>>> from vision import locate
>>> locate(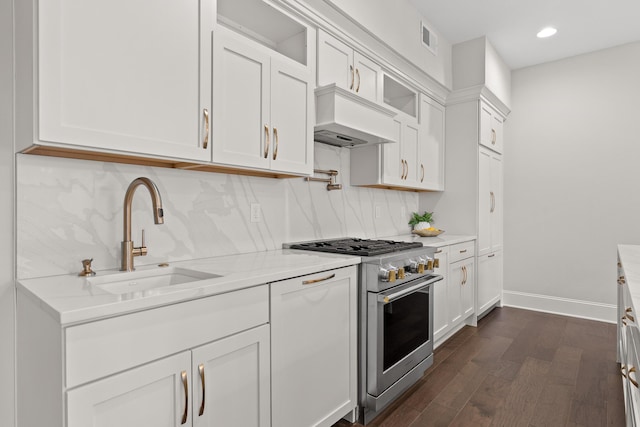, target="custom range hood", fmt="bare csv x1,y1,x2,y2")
314,84,398,148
